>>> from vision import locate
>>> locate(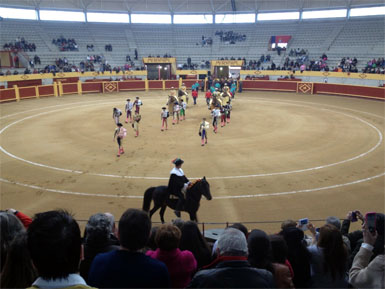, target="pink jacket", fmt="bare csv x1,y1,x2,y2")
146,248,197,288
